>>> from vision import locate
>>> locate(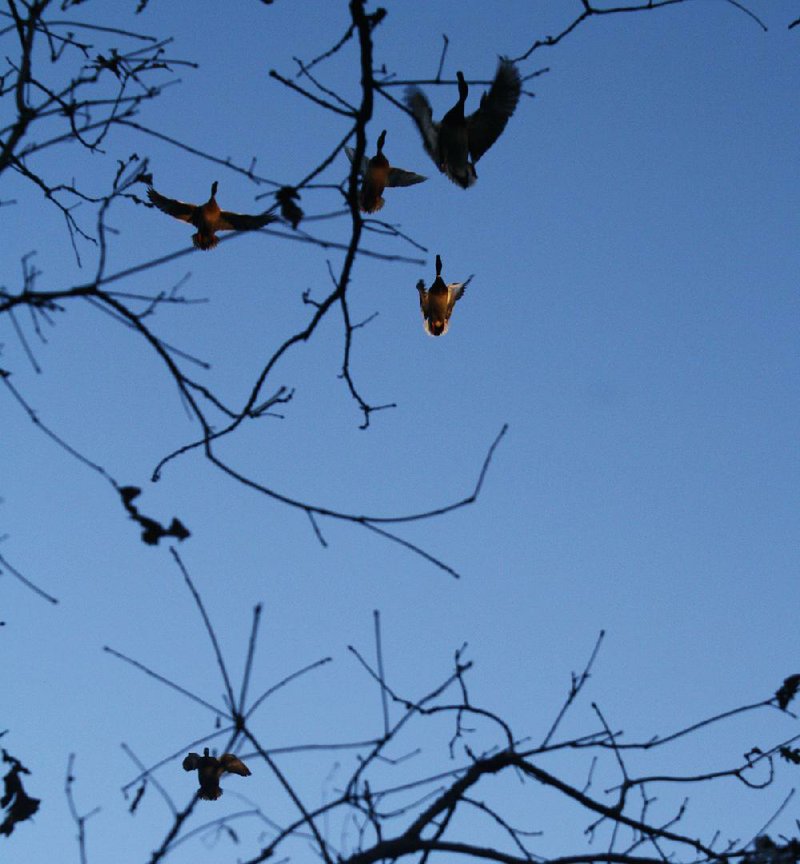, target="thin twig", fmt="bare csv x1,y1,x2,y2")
374,610,390,736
